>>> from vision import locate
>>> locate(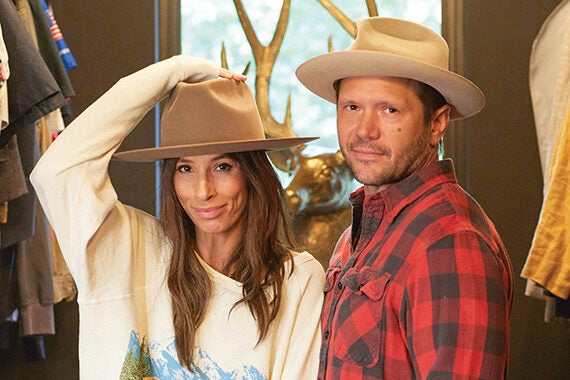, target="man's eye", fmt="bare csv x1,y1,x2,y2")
384,106,397,114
